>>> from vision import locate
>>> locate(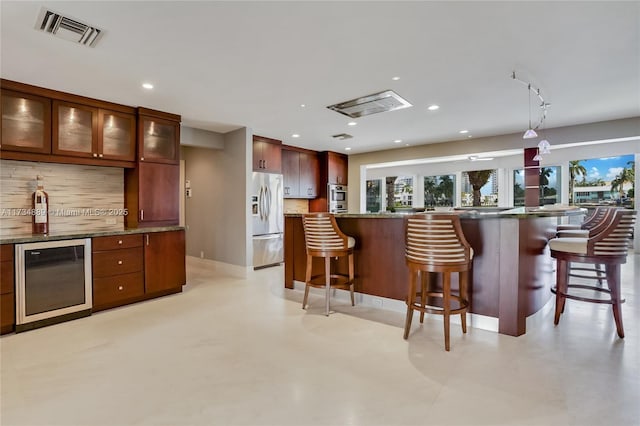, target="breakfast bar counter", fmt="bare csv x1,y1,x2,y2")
284,207,585,336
